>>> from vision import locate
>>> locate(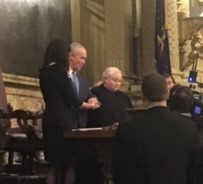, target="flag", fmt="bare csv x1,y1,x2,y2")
155,0,171,75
